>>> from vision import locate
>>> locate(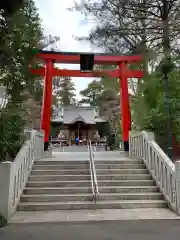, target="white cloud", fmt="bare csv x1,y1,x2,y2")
34,0,101,99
